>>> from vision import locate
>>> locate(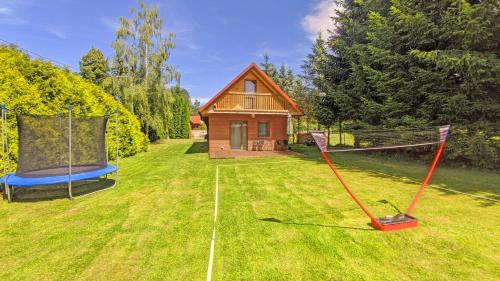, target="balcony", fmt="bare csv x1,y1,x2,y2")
213,91,290,113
